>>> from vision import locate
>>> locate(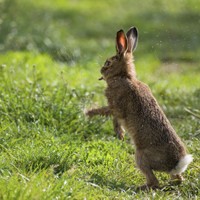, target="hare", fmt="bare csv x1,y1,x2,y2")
86,27,193,189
